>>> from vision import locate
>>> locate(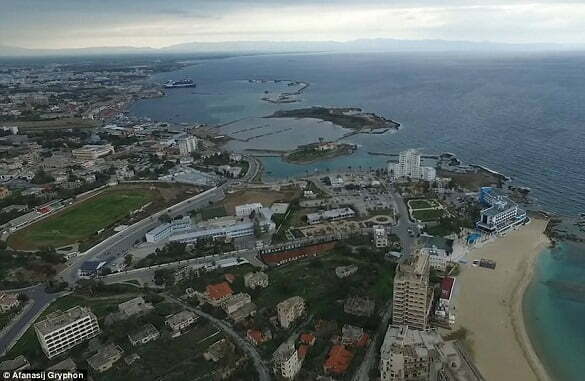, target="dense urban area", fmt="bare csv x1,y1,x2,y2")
0,58,543,381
